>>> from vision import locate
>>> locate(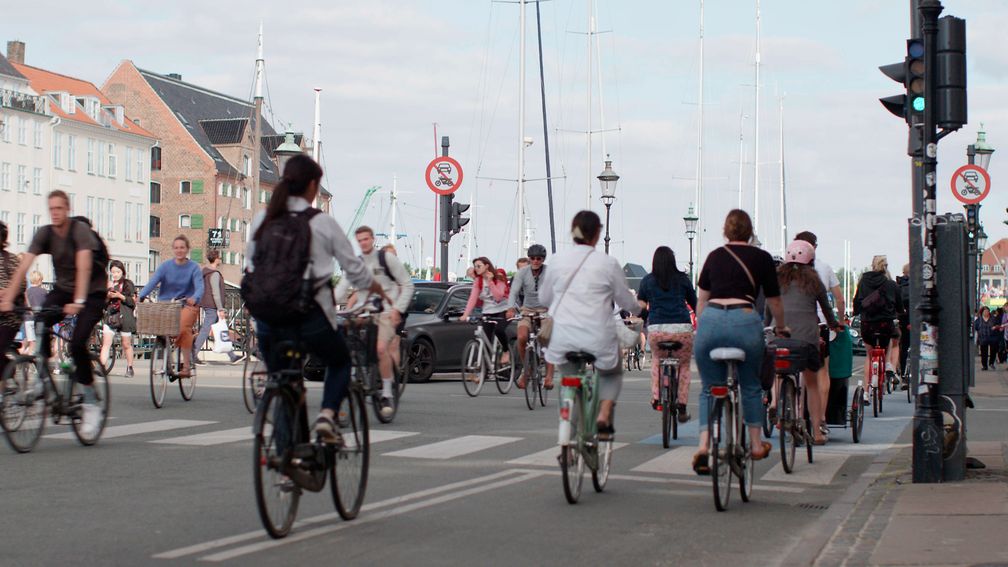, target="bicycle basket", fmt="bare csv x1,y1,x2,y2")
136,302,183,336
